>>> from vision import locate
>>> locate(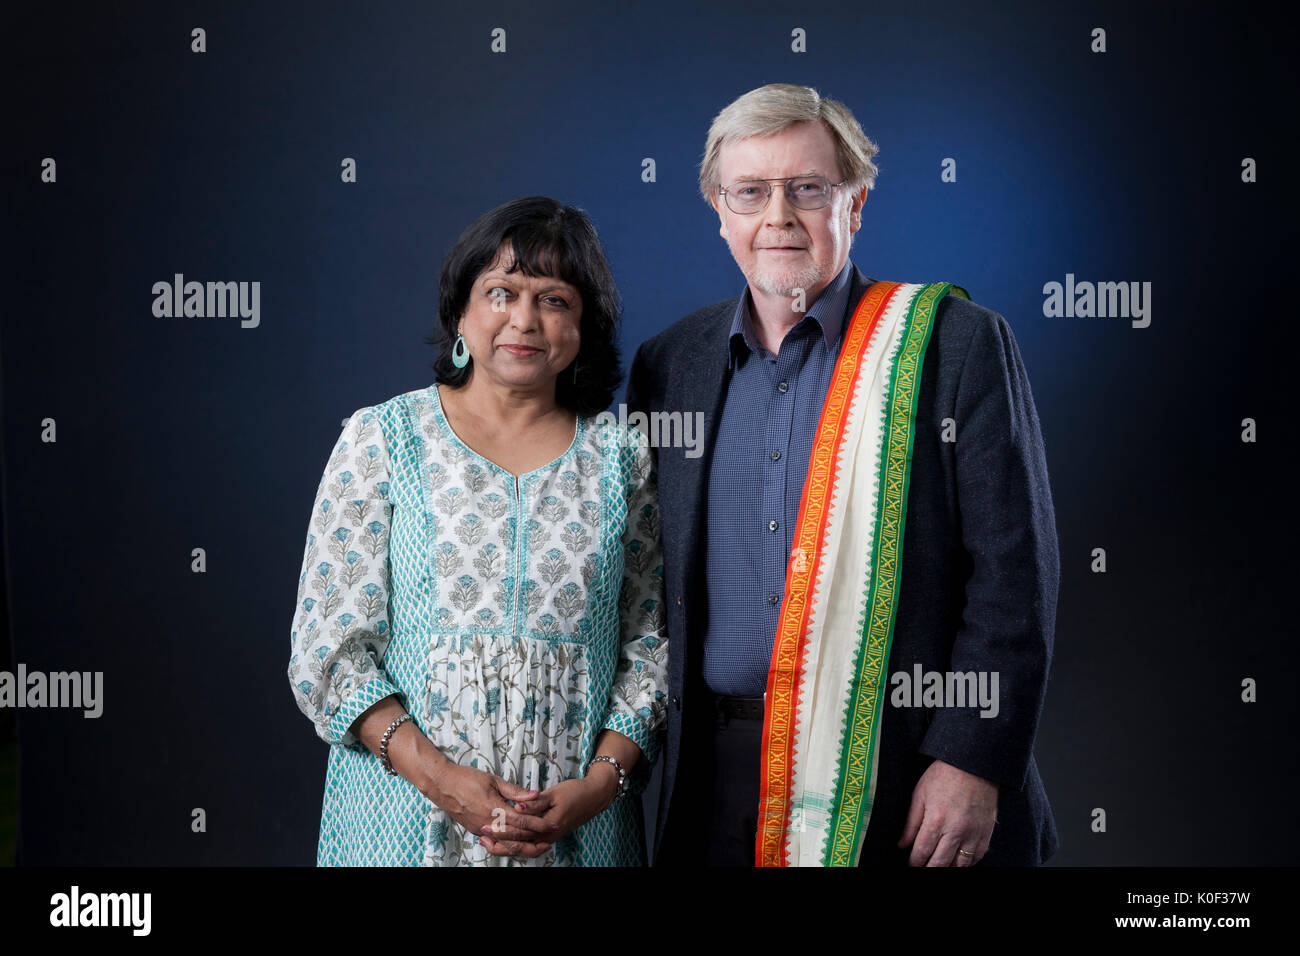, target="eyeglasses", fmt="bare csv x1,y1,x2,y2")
718,175,849,215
